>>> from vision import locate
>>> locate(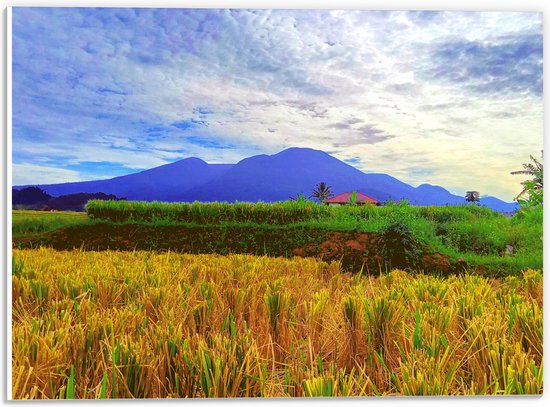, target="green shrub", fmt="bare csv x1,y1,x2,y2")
379,220,424,270
444,221,507,255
